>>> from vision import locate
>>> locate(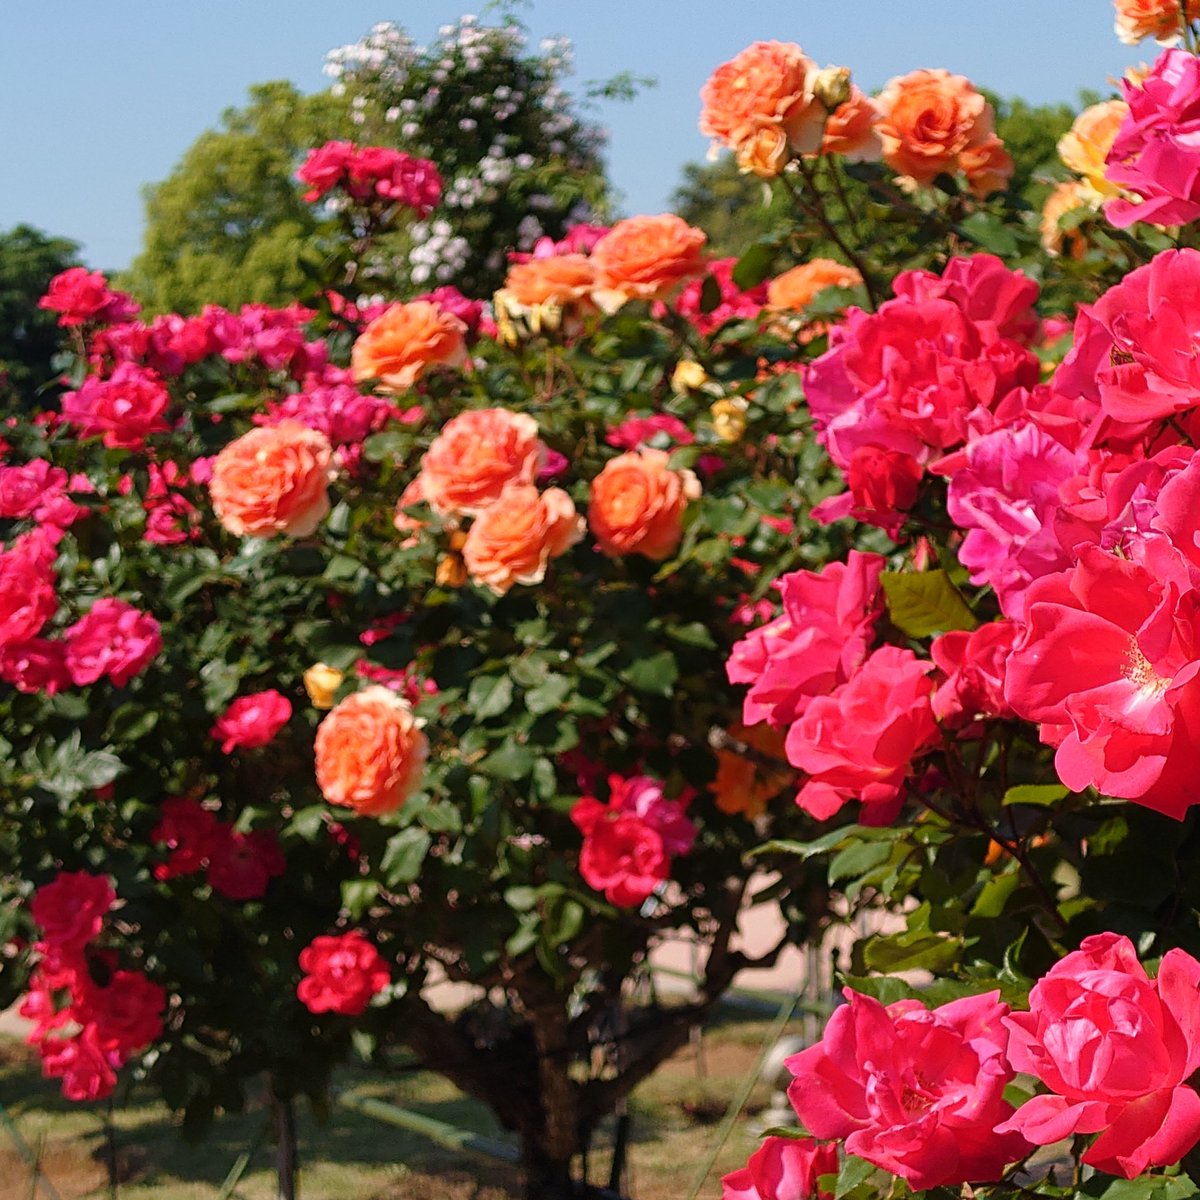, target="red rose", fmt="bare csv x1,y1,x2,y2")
297,932,390,1015
207,829,285,901
210,689,292,754
30,871,115,954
